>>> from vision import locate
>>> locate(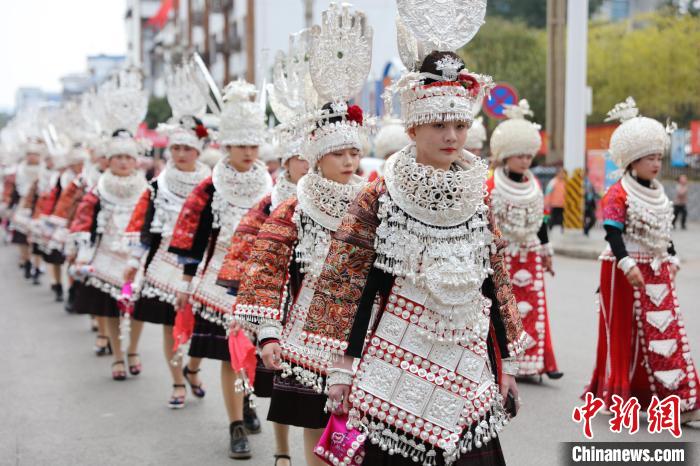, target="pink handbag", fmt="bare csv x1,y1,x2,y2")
314,414,366,465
